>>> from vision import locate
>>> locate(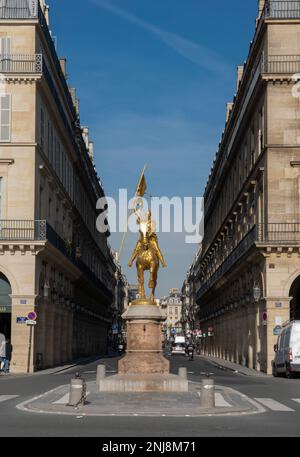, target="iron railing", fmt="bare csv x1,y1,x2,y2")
263,0,300,19
0,220,46,240
257,223,300,242
197,227,257,300
0,220,113,299
0,0,38,19
262,54,300,73
0,54,42,73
